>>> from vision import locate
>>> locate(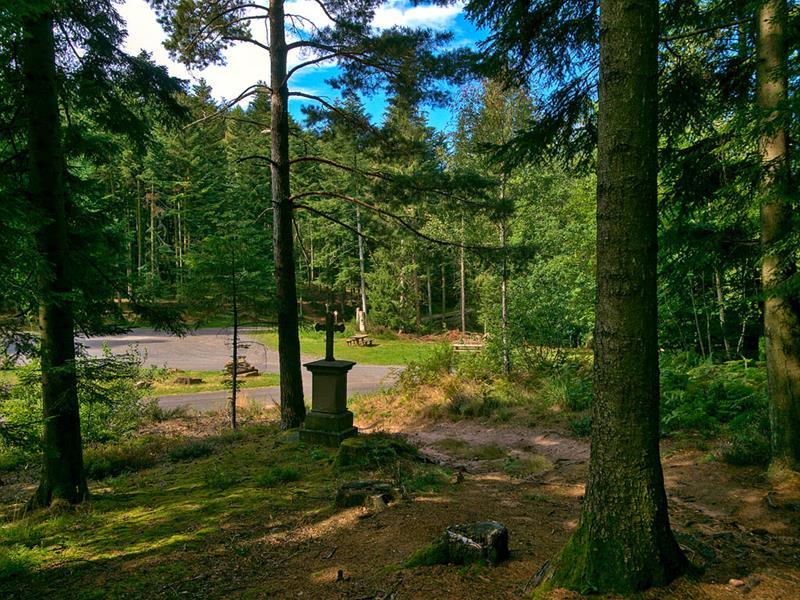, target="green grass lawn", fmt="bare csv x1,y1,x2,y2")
251,331,438,365
150,370,279,396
